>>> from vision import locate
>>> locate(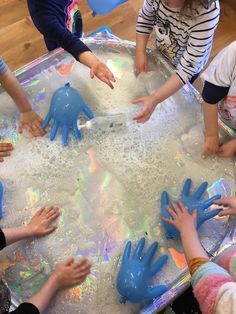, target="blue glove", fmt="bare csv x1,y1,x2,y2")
161,178,222,239
42,83,94,145
116,237,168,304
0,181,4,219
87,0,127,16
